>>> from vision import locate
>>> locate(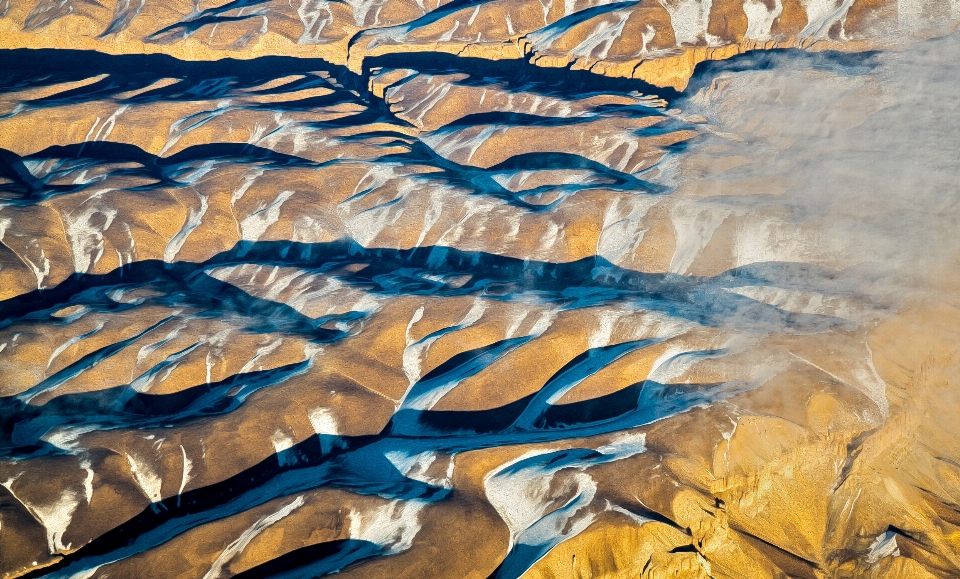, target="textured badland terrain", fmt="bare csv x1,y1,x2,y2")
2,0,960,578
